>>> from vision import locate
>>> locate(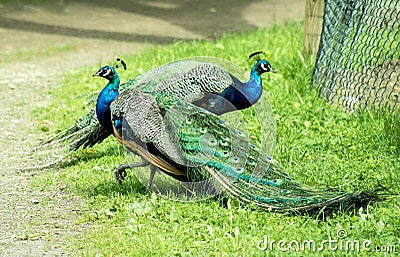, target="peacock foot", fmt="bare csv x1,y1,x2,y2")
113,160,149,184
114,164,129,184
